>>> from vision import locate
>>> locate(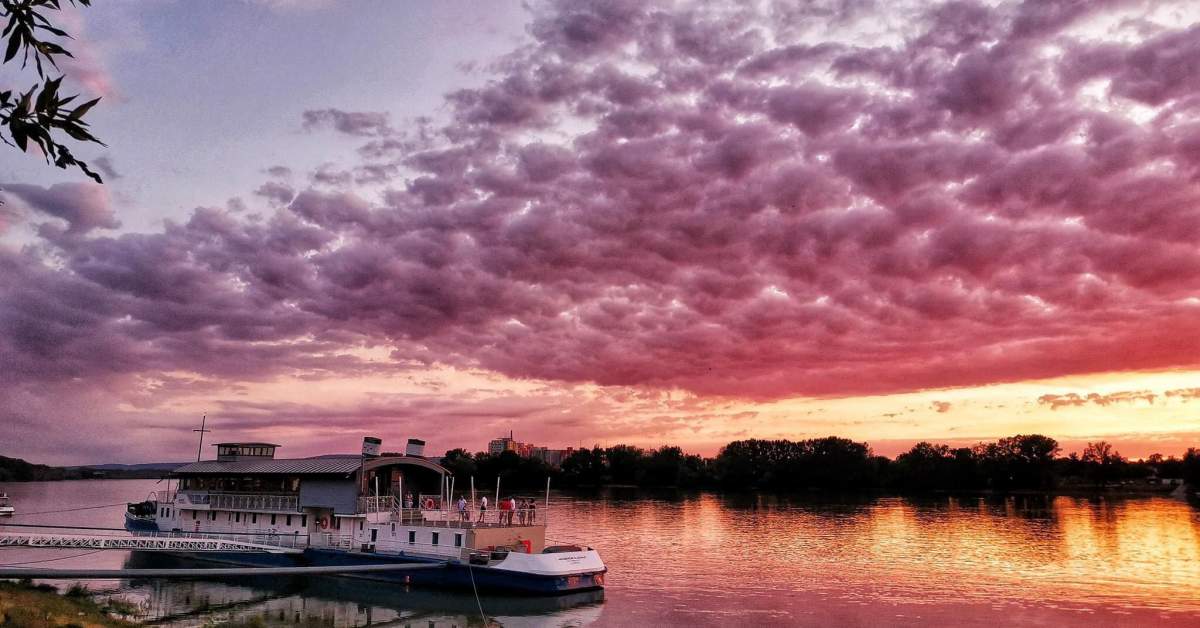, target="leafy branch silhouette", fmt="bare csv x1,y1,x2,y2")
1,0,104,183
